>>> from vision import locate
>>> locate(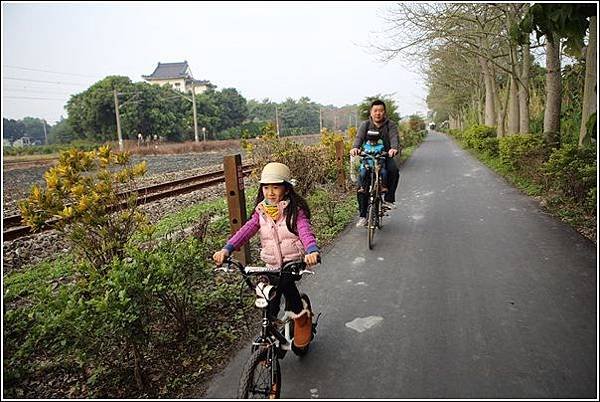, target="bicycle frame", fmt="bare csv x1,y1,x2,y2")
360,152,387,203
253,279,294,354
216,258,316,398
360,152,387,248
